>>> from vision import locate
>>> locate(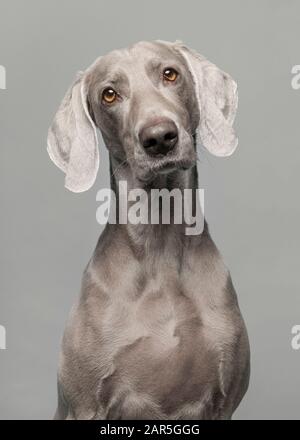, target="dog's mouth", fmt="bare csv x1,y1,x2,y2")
135,155,196,183
131,131,197,183
154,157,194,173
